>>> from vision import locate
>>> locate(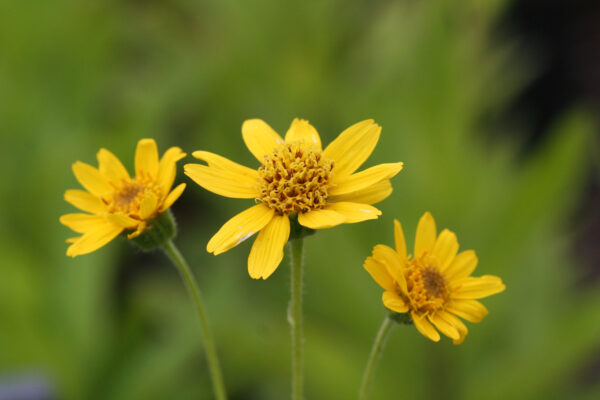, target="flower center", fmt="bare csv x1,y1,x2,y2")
257,143,334,215
405,257,448,313
109,179,161,216
114,182,145,208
